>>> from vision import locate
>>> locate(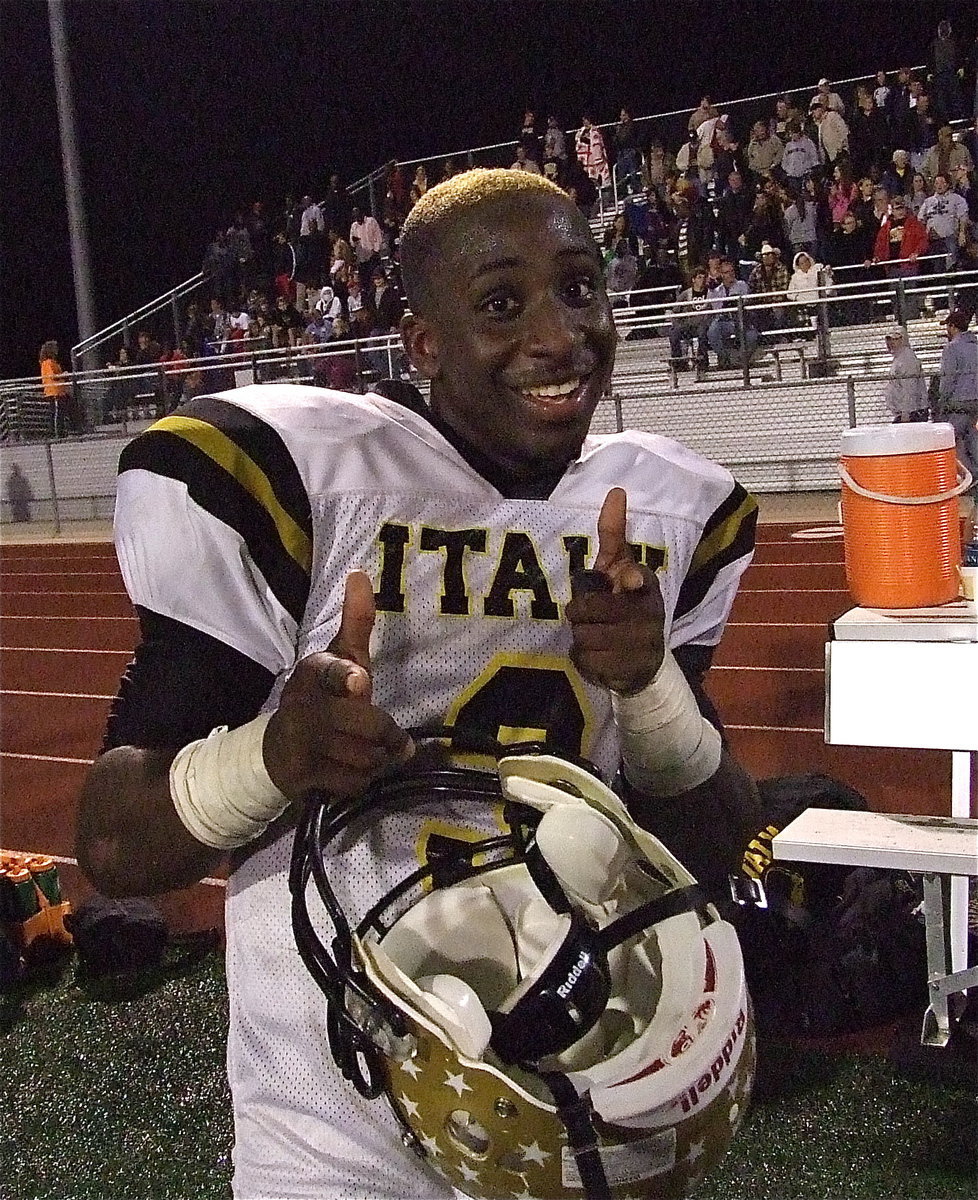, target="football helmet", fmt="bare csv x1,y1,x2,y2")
291,750,754,1200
